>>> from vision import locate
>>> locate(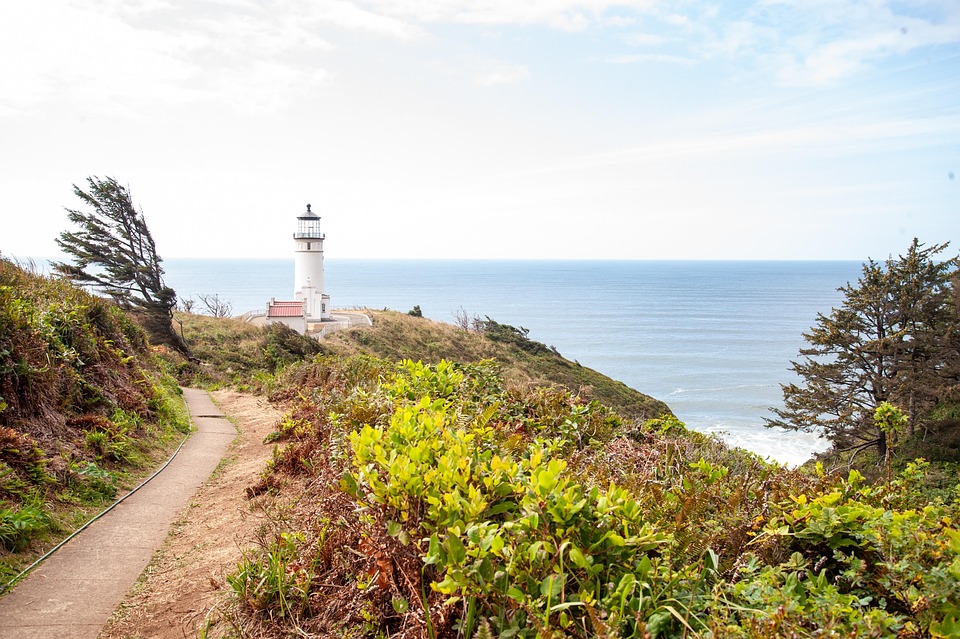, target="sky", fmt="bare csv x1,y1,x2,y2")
1,0,958,261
